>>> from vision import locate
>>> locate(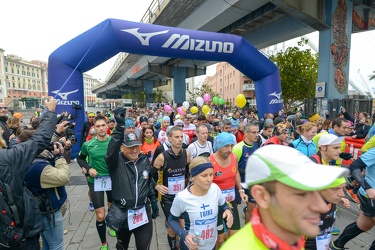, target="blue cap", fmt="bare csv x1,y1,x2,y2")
213,132,236,152
125,118,135,129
